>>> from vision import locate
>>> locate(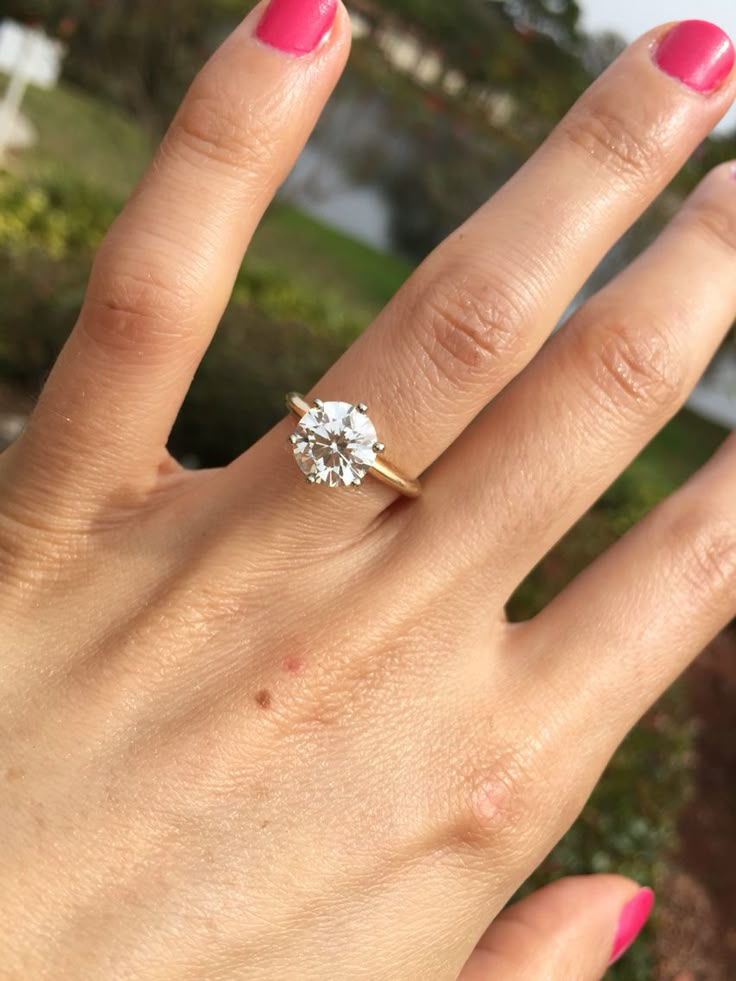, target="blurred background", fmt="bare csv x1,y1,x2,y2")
1,1,735,977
